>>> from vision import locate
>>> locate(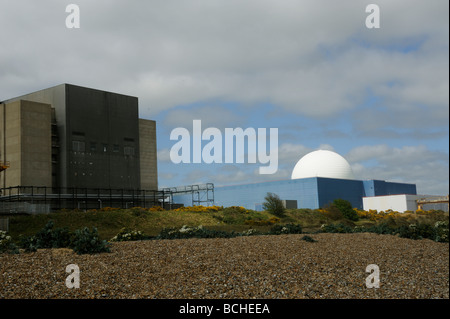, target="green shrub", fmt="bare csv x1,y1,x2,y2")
263,192,286,217
70,227,111,255
396,223,436,241
434,221,449,243
320,223,353,233
301,235,317,242
20,221,72,251
0,231,19,254
157,225,235,240
333,199,359,221
19,235,39,253
269,223,302,235
110,228,147,242
214,207,266,225
240,228,260,236
365,222,396,235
